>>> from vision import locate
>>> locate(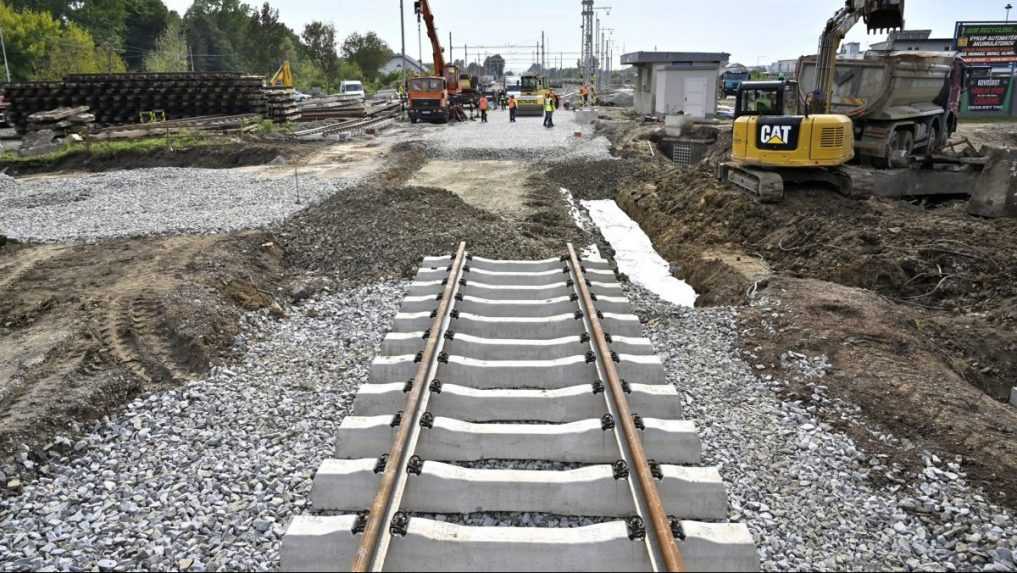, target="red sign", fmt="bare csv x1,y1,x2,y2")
968,77,1012,112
